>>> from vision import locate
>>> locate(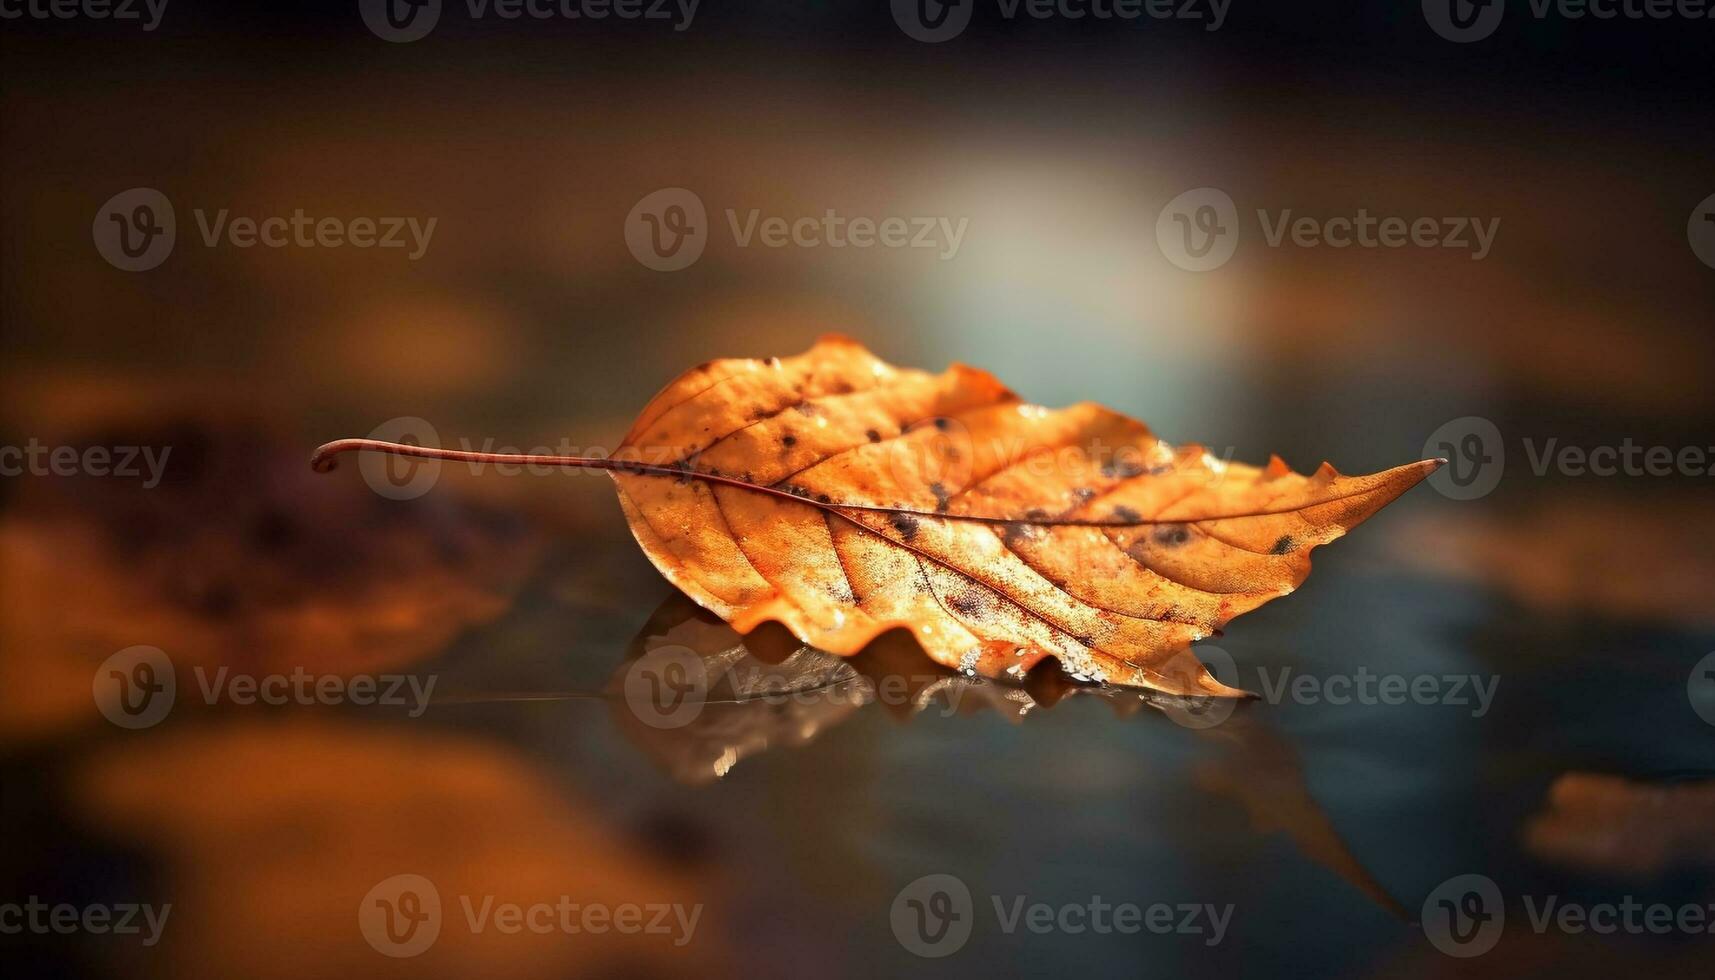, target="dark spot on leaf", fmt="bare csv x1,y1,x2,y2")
782,434,797,447
816,493,832,504
1110,505,1141,524
1101,455,1147,479
929,482,951,512
1270,535,1295,555
948,592,982,616
1153,523,1191,547
1071,487,1096,504
890,513,919,541
933,417,951,431
866,429,882,443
